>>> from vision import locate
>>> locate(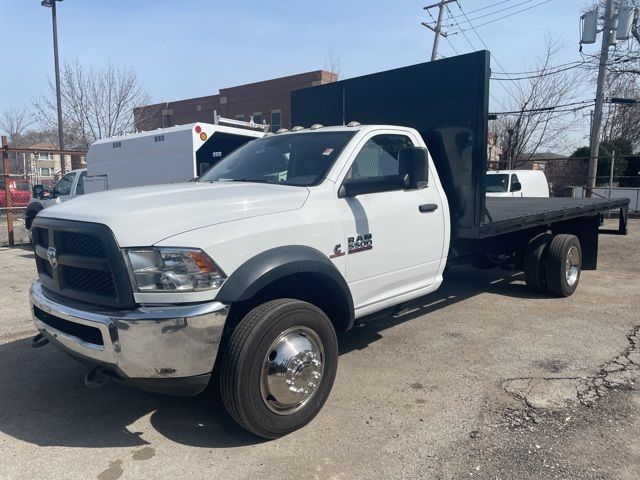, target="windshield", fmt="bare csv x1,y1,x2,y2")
486,173,509,193
197,131,355,186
